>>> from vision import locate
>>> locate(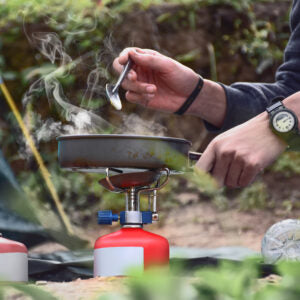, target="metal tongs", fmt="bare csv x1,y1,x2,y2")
106,58,133,110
